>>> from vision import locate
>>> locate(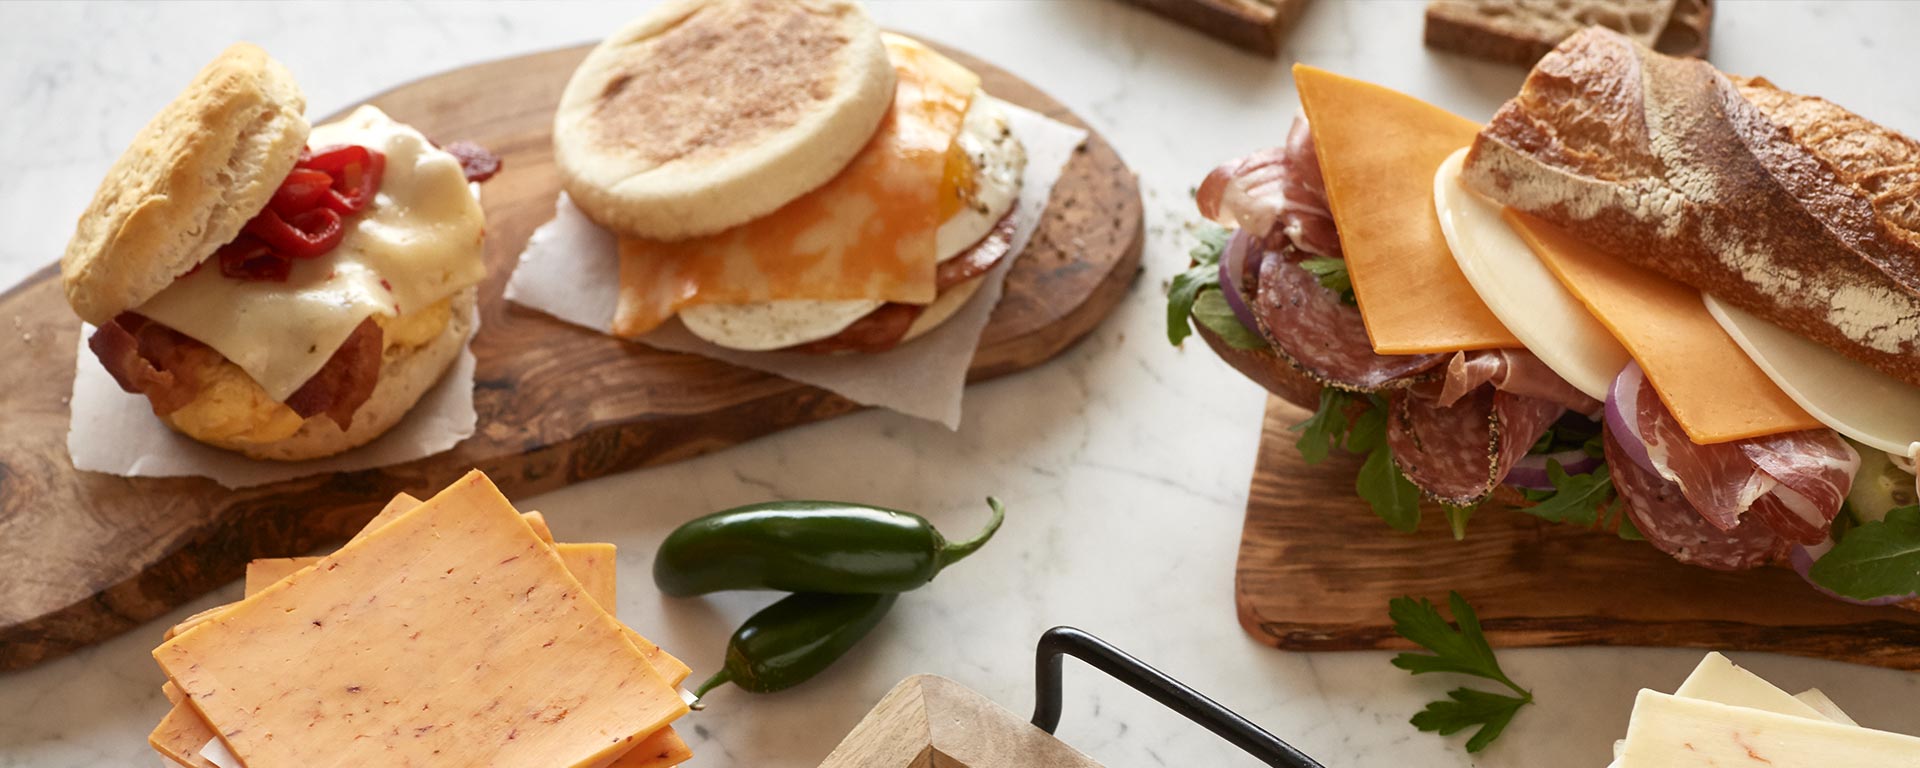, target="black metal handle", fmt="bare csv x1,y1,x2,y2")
1030,626,1326,767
